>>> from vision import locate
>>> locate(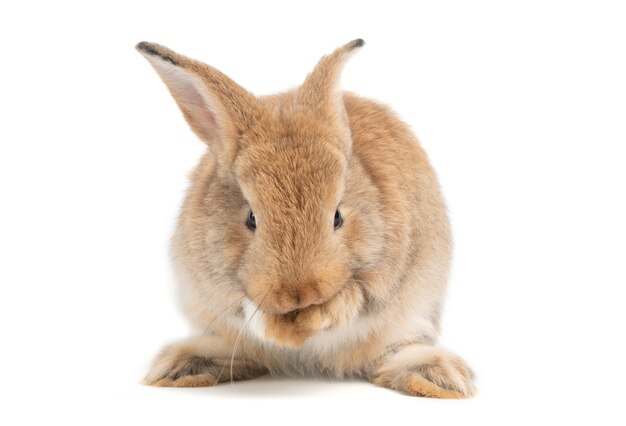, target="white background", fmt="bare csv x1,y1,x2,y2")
1,0,625,424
